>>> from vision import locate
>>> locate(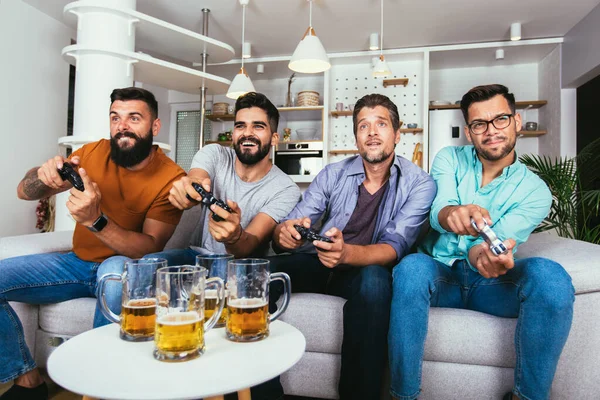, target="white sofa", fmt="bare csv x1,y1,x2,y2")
2,215,600,399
